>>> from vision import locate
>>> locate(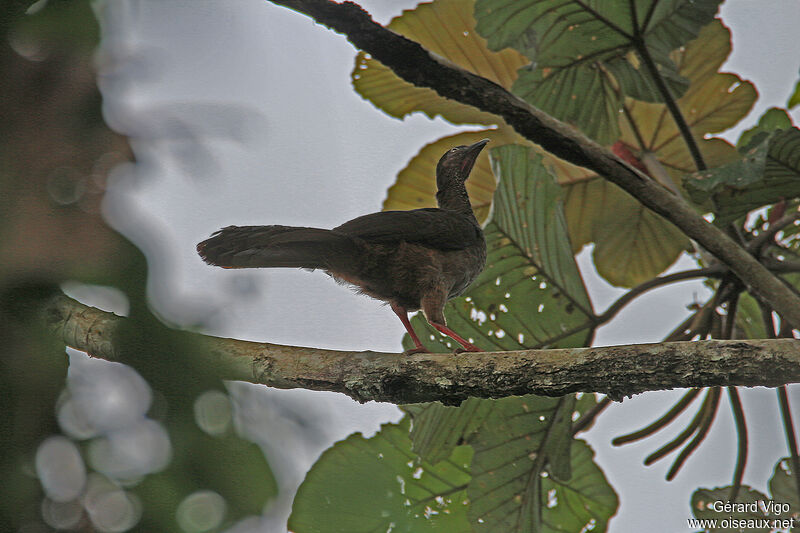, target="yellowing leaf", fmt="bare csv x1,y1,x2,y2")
561,20,753,286
352,0,528,125
620,21,754,172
